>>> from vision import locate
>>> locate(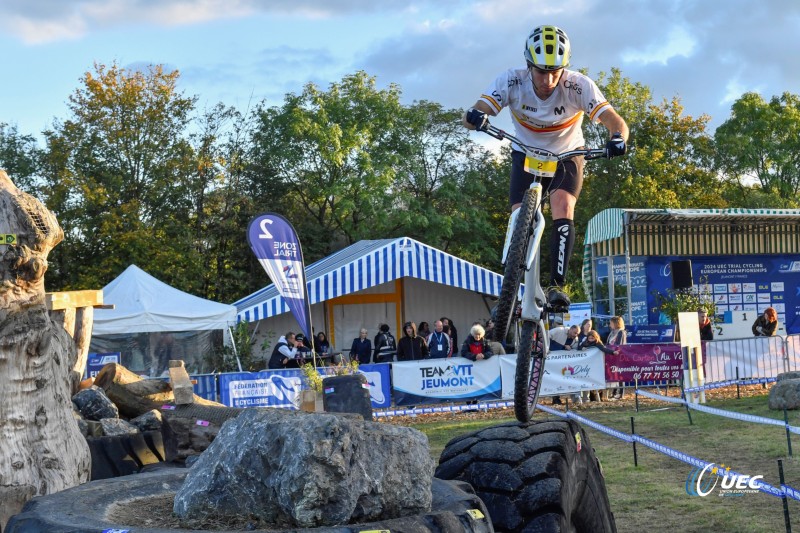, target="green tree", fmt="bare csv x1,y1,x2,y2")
40,62,200,291
715,91,800,205
249,72,406,262
0,123,42,193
